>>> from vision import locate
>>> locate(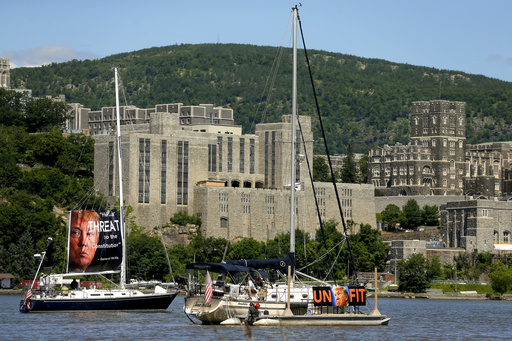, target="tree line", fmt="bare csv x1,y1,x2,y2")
128,216,390,286
0,89,102,282
10,43,512,155
398,252,512,295
377,199,440,230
